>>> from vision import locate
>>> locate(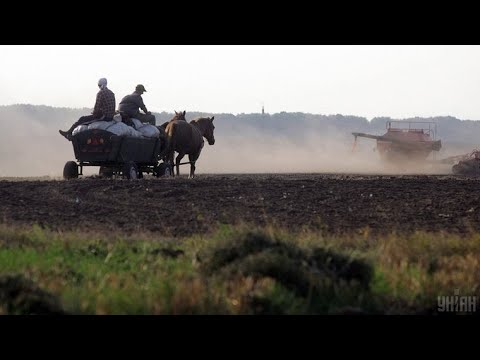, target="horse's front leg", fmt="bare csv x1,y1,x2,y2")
175,152,185,176
188,153,199,179
189,162,196,178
